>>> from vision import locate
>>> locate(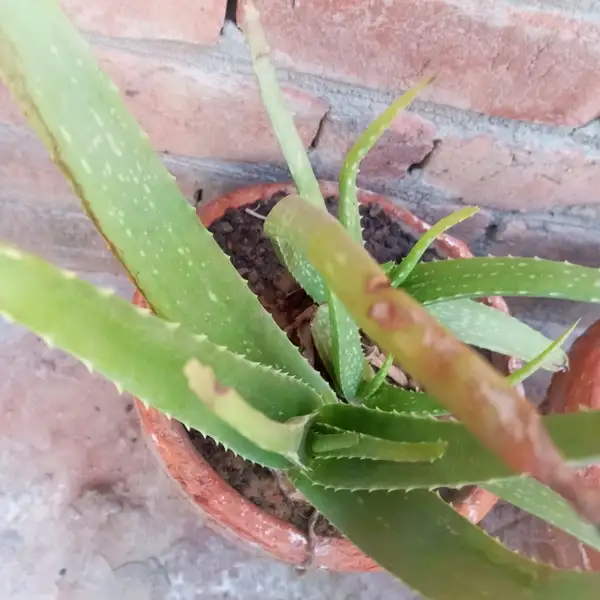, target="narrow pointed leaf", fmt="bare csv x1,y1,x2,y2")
359,353,393,400
240,0,327,301
390,206,479,285
311,431,359,453
265,195,600,522
507,322,578,385
243,0,371,397
327,293,363,400
311,433,447,462
185,359,314,464
0,244,326,468
291,476,600,600
427,299,567,371
486,477,600,553
363,383,447,415
338,76,434,244
0,0,335,402
311,304,335,380
402,257,600,305
307,404,600,490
